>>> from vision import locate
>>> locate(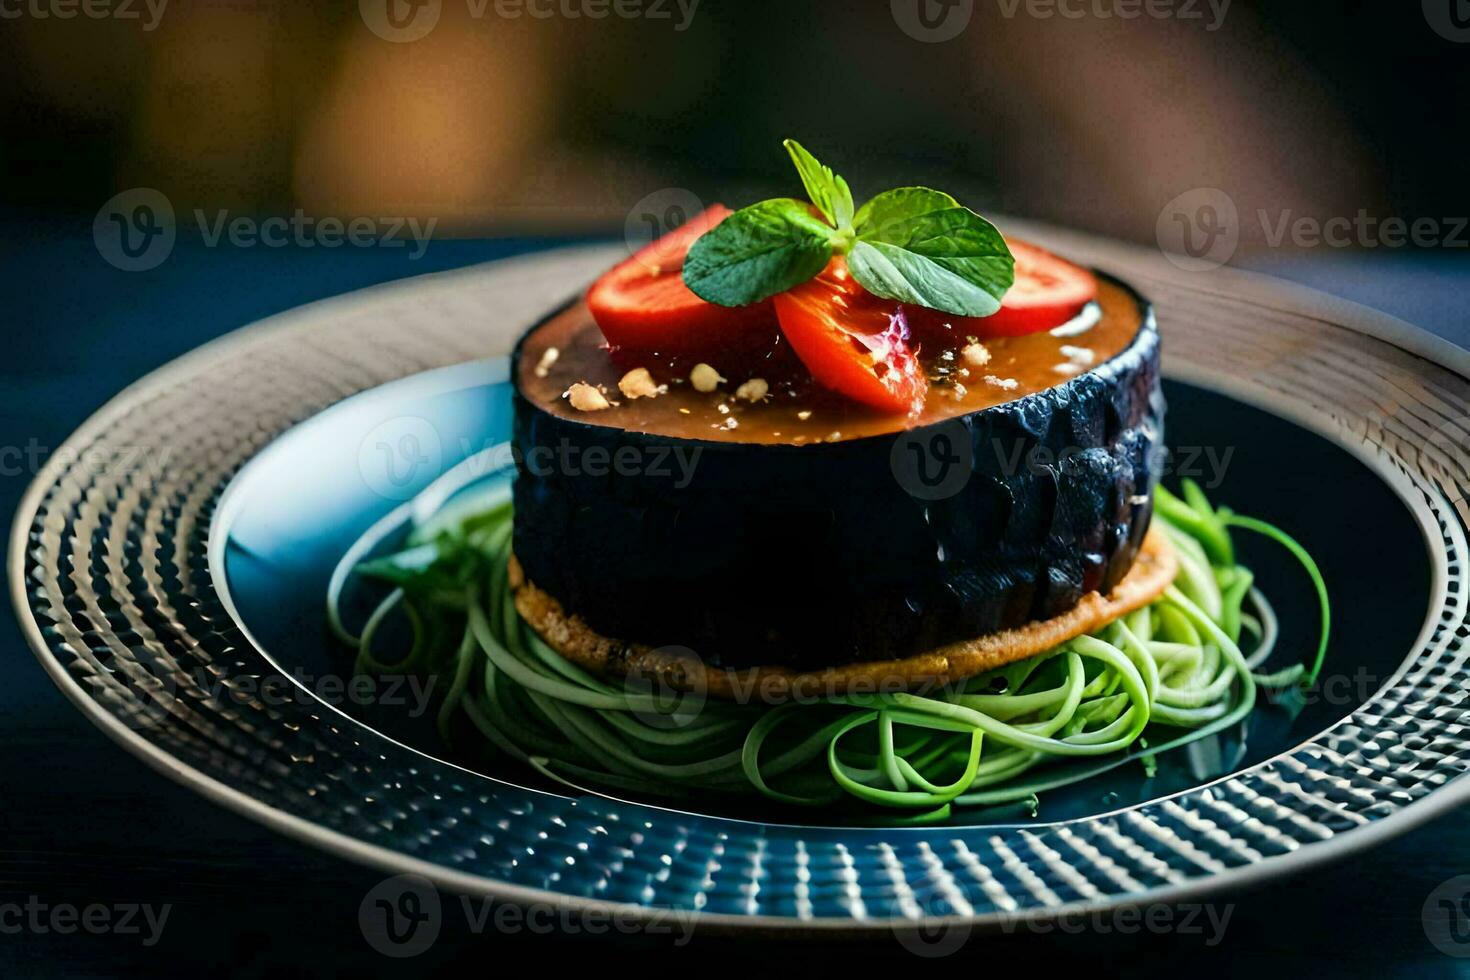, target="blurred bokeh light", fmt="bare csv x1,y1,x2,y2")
0,0,1464,253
